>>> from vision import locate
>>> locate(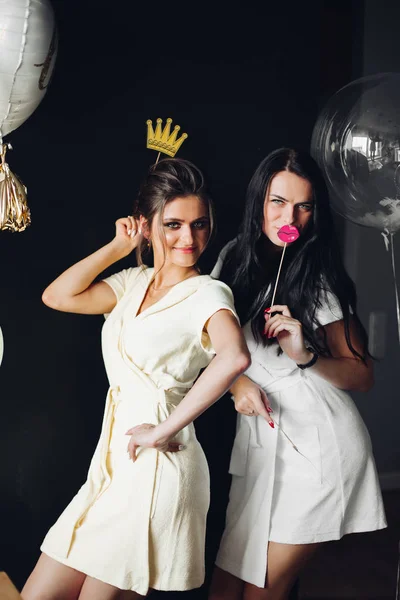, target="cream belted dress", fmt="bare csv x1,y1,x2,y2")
41,266,238,594
212,243,387,588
